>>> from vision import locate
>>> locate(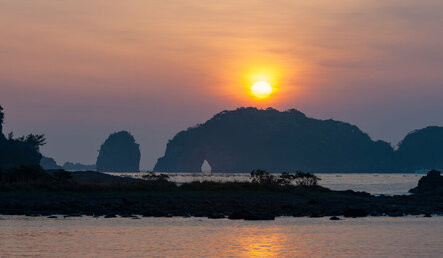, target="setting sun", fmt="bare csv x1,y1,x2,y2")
251,81,272,99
